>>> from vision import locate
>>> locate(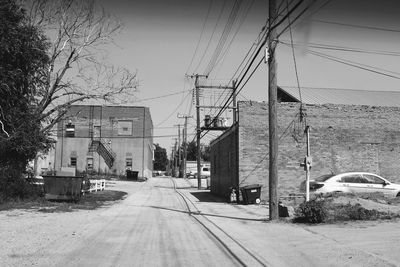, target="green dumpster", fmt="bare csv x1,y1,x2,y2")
43,175,84,201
